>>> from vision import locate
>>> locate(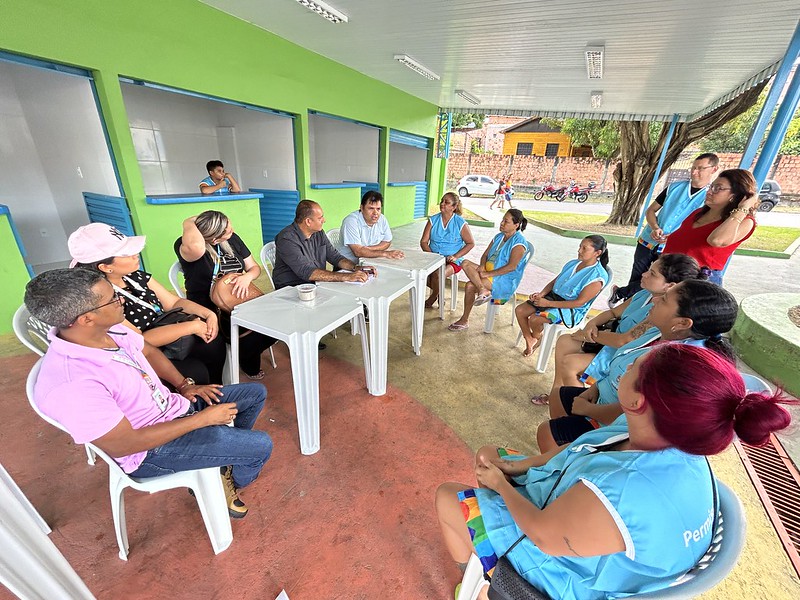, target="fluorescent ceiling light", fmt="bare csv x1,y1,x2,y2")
585,45,604,79
394,54,440,81
295,0,348,24
590,91,603,108
455,89,481,105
